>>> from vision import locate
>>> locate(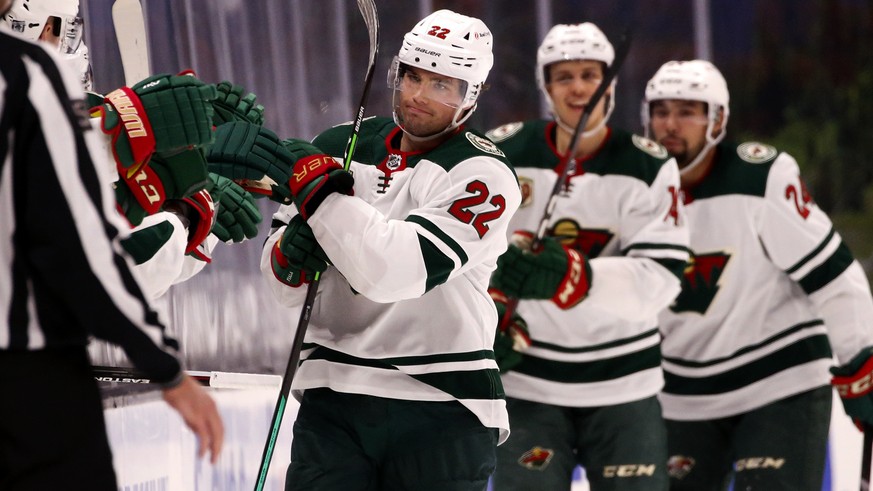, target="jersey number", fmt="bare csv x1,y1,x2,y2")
448,180,506,238
785,179,812,219
427,26,451,39
664,185,680,225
